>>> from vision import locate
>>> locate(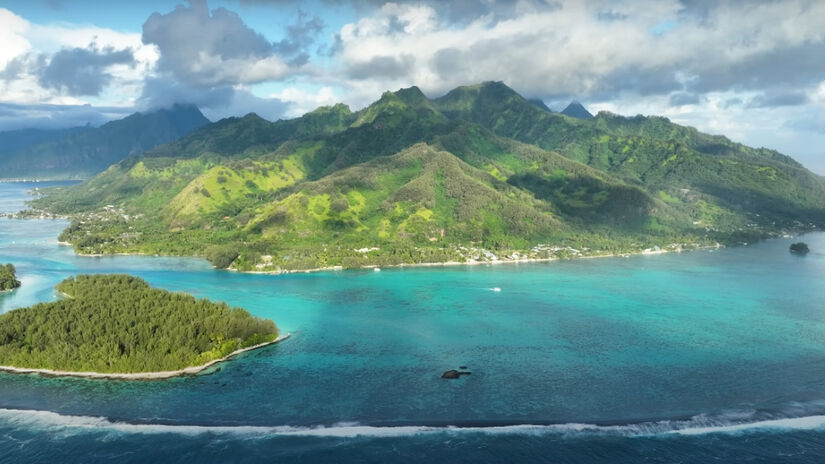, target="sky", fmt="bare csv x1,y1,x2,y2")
1,0,825,172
